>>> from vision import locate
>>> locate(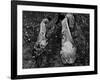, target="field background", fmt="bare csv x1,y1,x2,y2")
23,11,89,68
